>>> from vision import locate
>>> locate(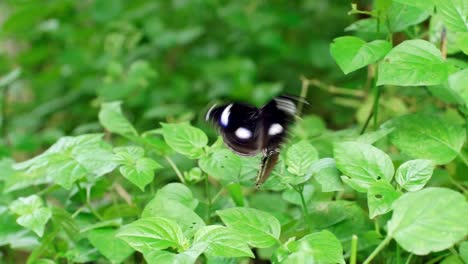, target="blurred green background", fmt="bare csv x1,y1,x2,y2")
0,0,374,159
